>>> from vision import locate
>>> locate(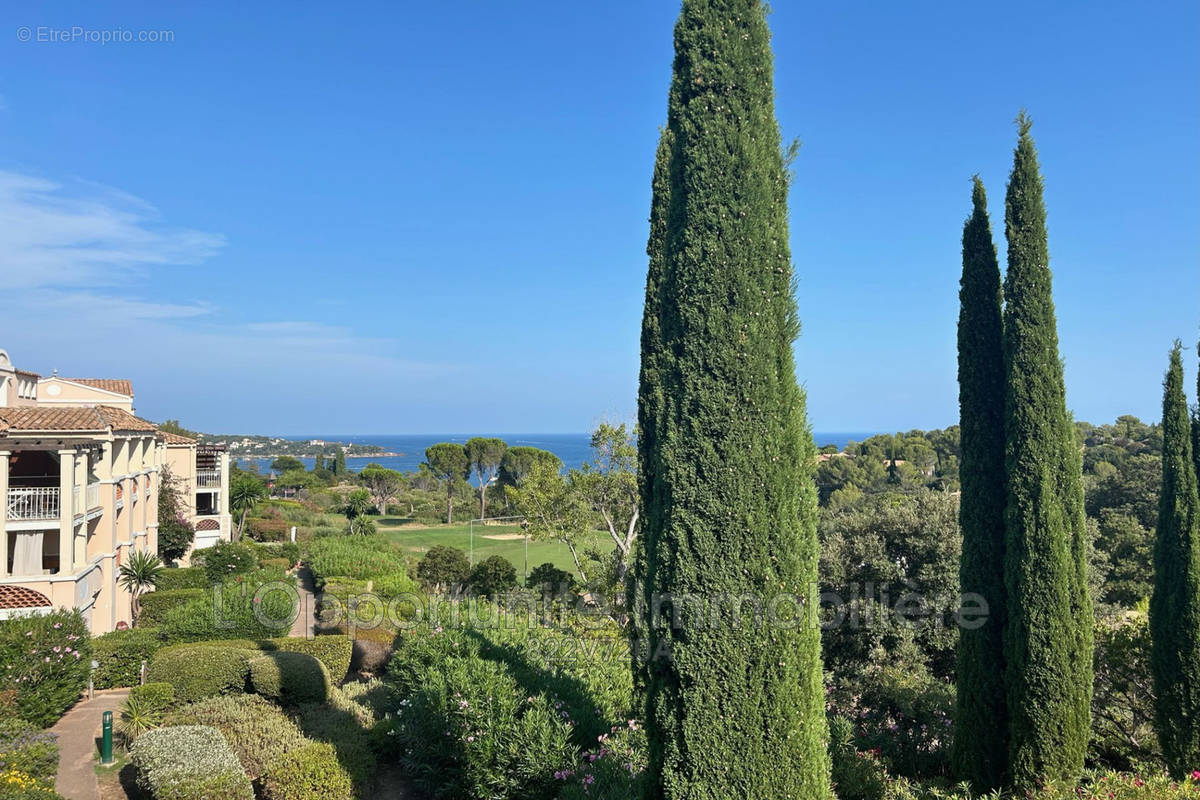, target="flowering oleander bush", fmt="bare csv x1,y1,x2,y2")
91,628,162,689
163,694,307,780
130,725,253,800
145,645,253,703
0,769,67,799
0,720,58,785
0,611,91,727
201,542,259,584
554,721,648,800
259,741,353,800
